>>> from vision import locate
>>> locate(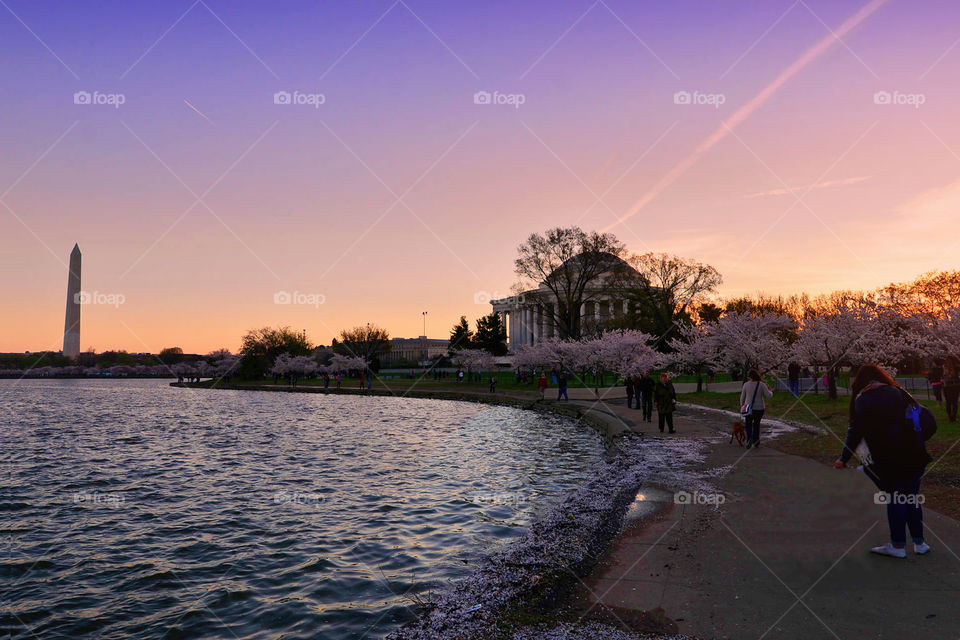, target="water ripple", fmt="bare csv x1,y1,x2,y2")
2,379,604,639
